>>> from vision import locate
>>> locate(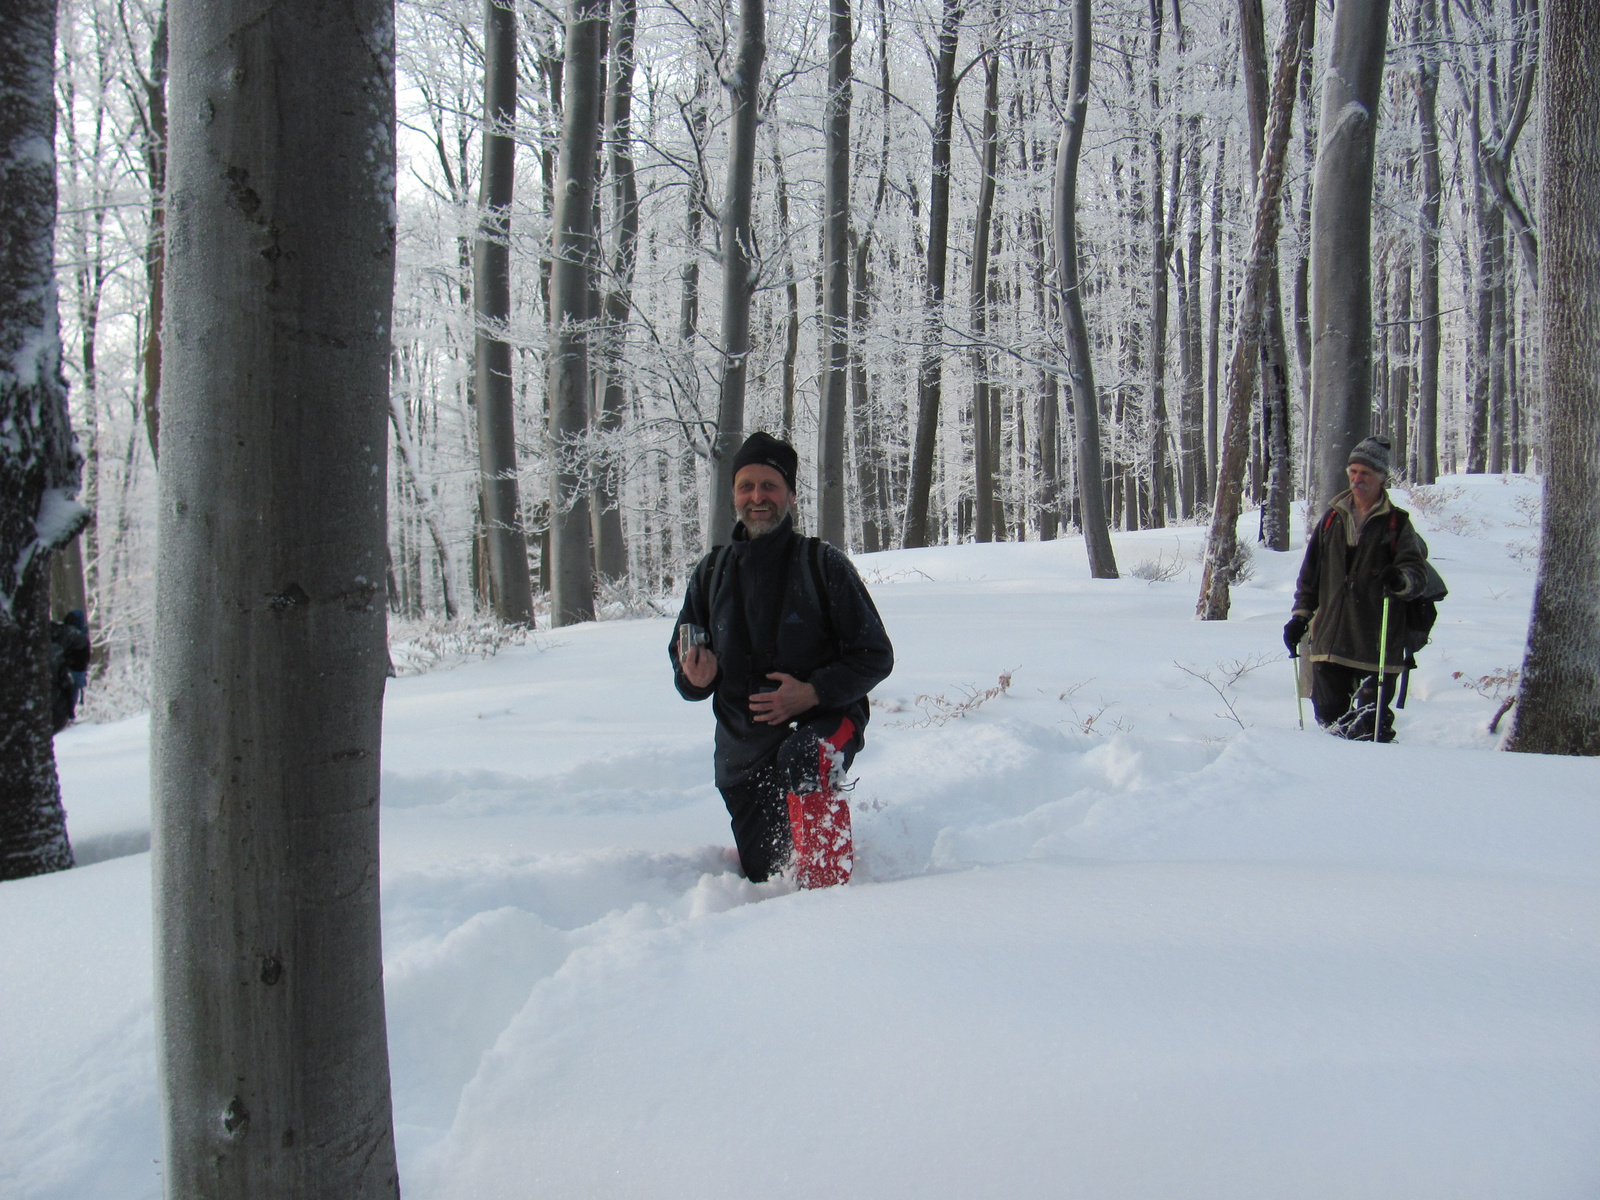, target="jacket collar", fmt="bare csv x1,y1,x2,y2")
1330,487,1391,540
